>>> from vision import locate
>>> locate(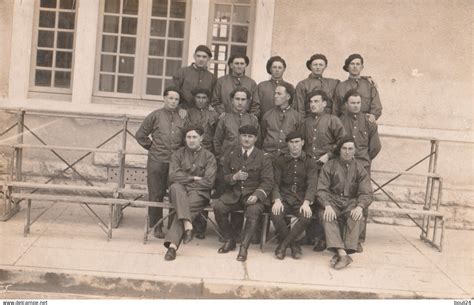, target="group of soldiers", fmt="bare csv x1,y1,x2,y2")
135,45,382,270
